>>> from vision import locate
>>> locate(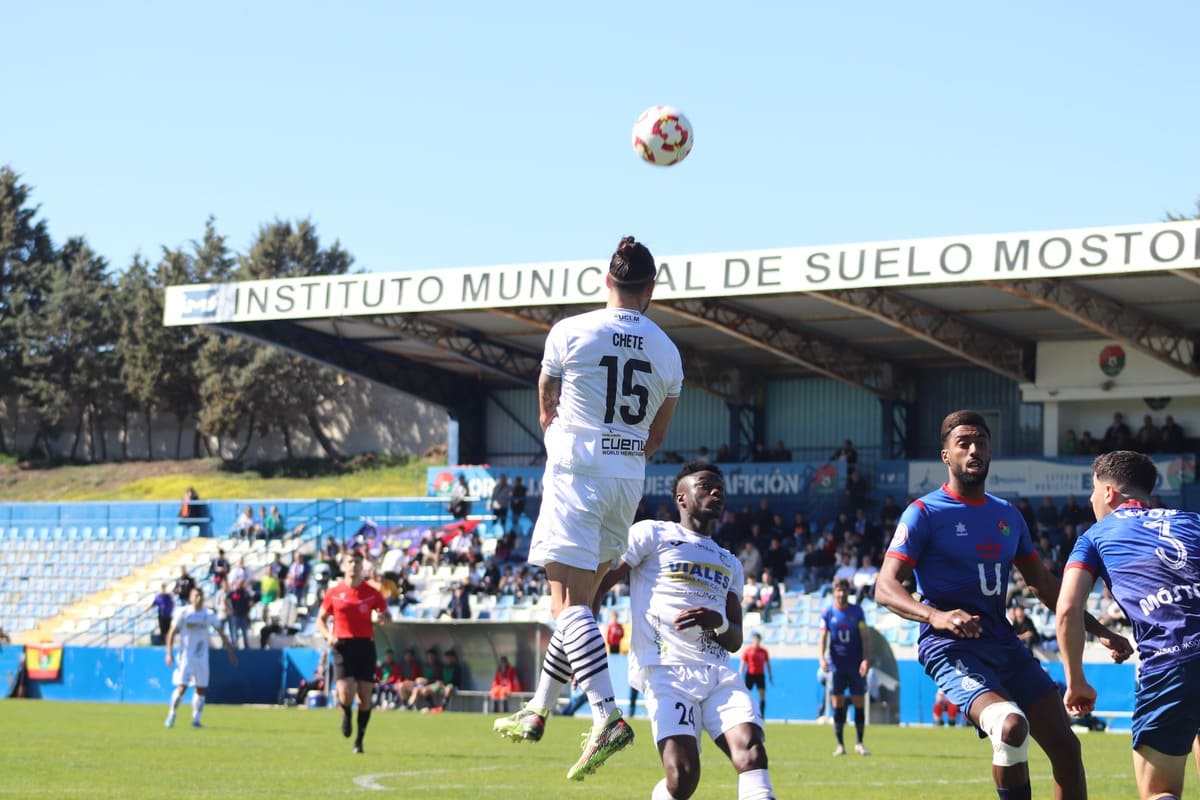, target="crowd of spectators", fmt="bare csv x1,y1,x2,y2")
1061,411,1188,456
